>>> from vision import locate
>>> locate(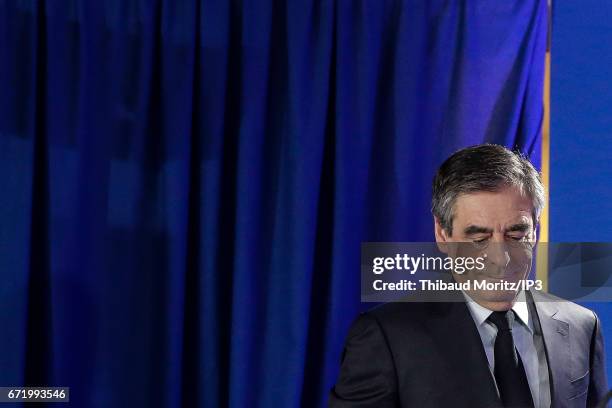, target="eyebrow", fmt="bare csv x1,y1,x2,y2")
463,223,532,236
505,223,531,233
463,225,493,235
